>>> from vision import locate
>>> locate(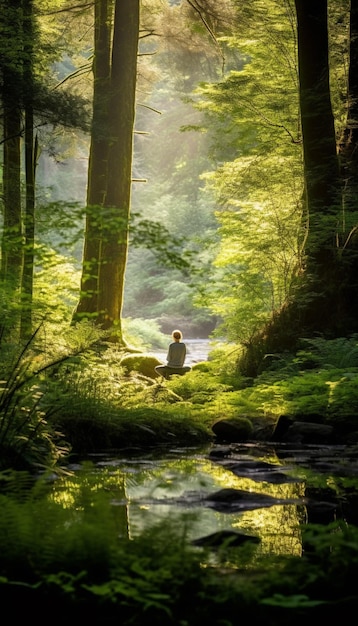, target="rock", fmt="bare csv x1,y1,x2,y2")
272,414,294,441
272,415,336,444
226,461,303,484
208,445,233,459
212,417,254,442
282,422,334,444
120,354,161,378
303,499,338,524
203,487,302,512
191,529,260,548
